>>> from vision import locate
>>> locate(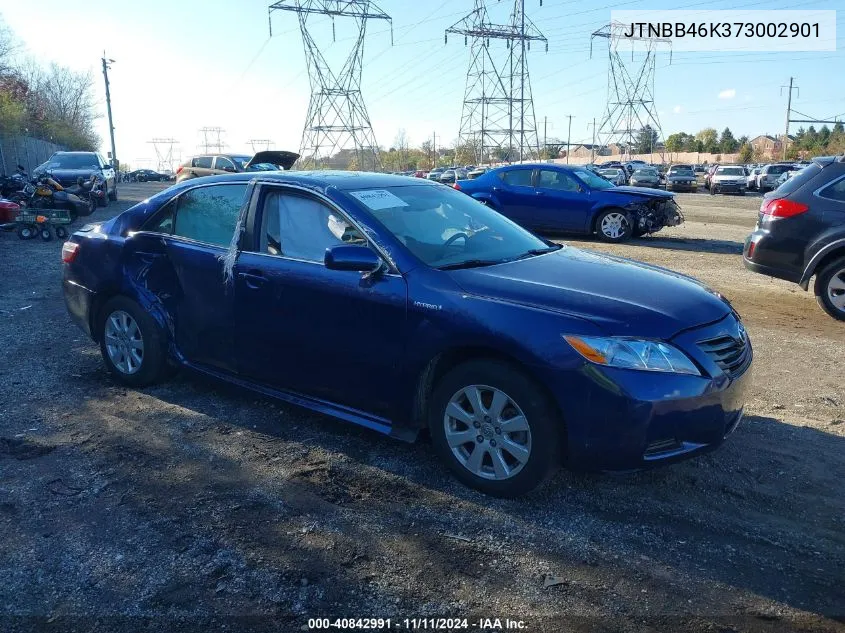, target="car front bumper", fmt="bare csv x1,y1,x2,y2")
545,315,752,471
667,182,697,191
